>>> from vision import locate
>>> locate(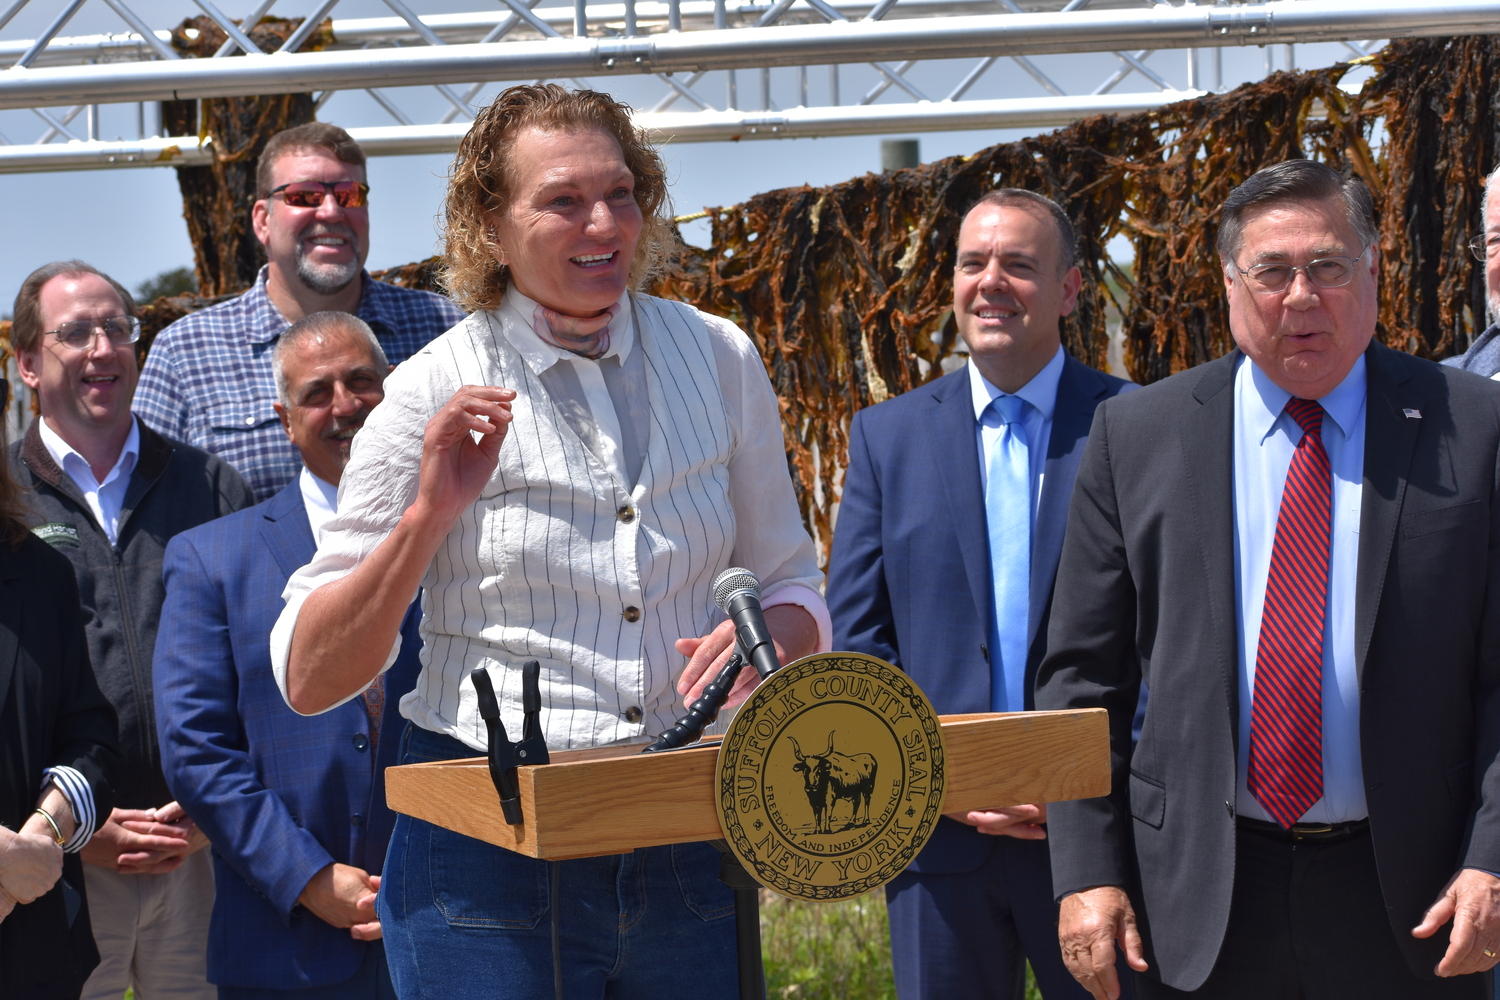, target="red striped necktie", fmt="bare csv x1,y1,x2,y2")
1247,396,1331,829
